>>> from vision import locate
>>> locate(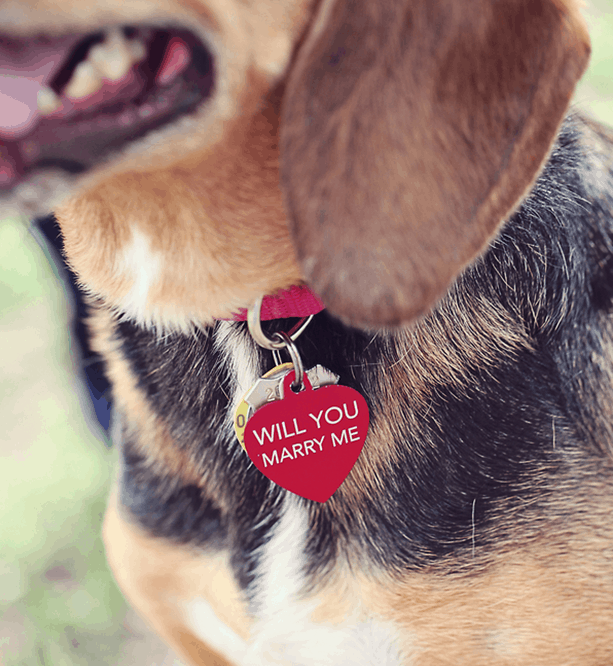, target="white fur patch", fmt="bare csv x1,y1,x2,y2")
245,499,405,666
214,321,260,411
116,227,162,323
255,32,292,77
181,597,249,665
214,321,259,426
252,497,308,618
